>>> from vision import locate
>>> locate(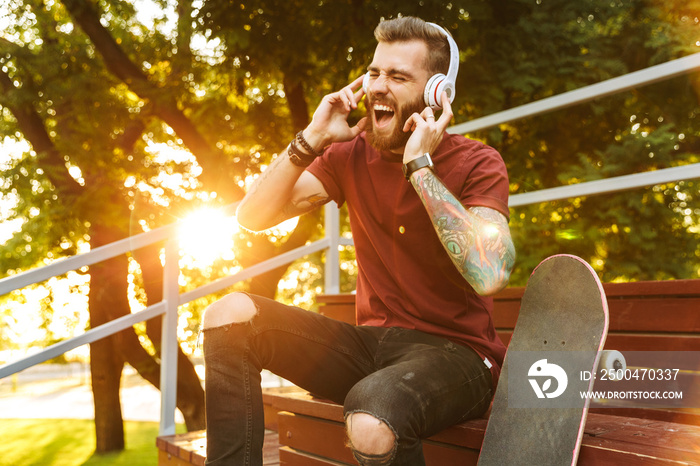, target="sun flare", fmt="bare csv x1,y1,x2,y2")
178,208,239,267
